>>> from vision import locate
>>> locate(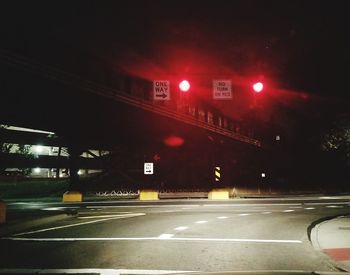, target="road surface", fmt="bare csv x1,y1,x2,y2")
0,196,350,274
